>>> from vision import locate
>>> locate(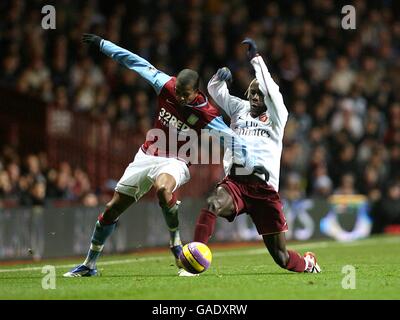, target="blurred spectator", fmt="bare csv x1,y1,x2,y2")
27,176,47,206
6,162,20,194
0,146,95,205
82,192,99,207
305,46,332,84
282,172,304,201
358,165,383,202
290,100,312,142
329,143,357,186
0,170,13,198
116,94,136,129
313,175,333,198
331,99,364,141
371,181,400,234
0,54,20,87
72,168,92,199
330,56,356,96
334,173,358,195
359,56,384,98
